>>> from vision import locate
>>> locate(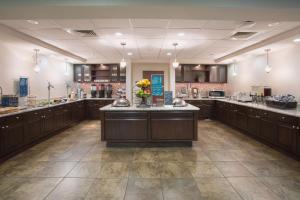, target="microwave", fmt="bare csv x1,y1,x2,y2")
208,90,225,99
